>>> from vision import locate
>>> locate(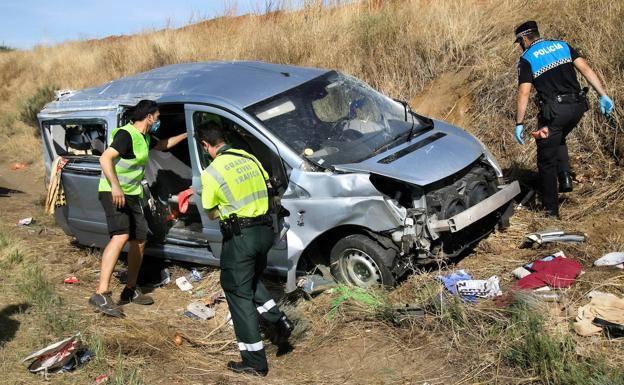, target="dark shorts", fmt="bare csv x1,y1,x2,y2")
98,192,148,241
